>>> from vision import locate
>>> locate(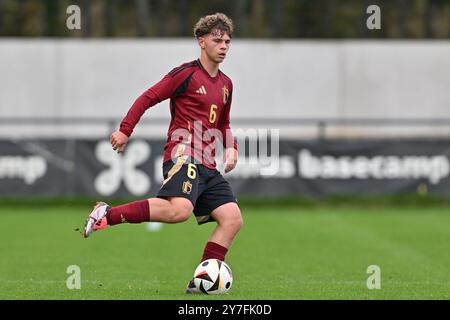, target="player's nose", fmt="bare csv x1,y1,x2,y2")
220,42,228,50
